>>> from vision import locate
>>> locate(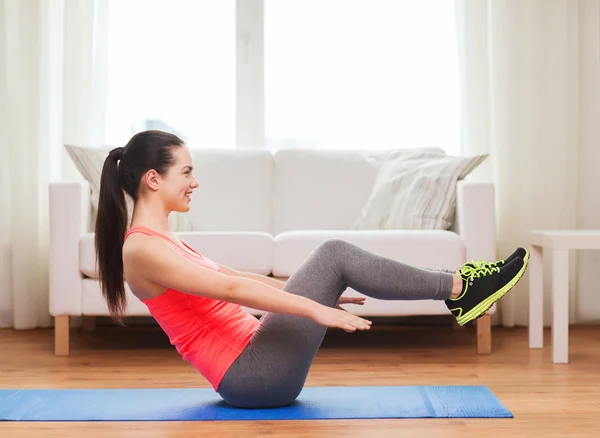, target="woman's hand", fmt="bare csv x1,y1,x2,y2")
310,304,372,333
